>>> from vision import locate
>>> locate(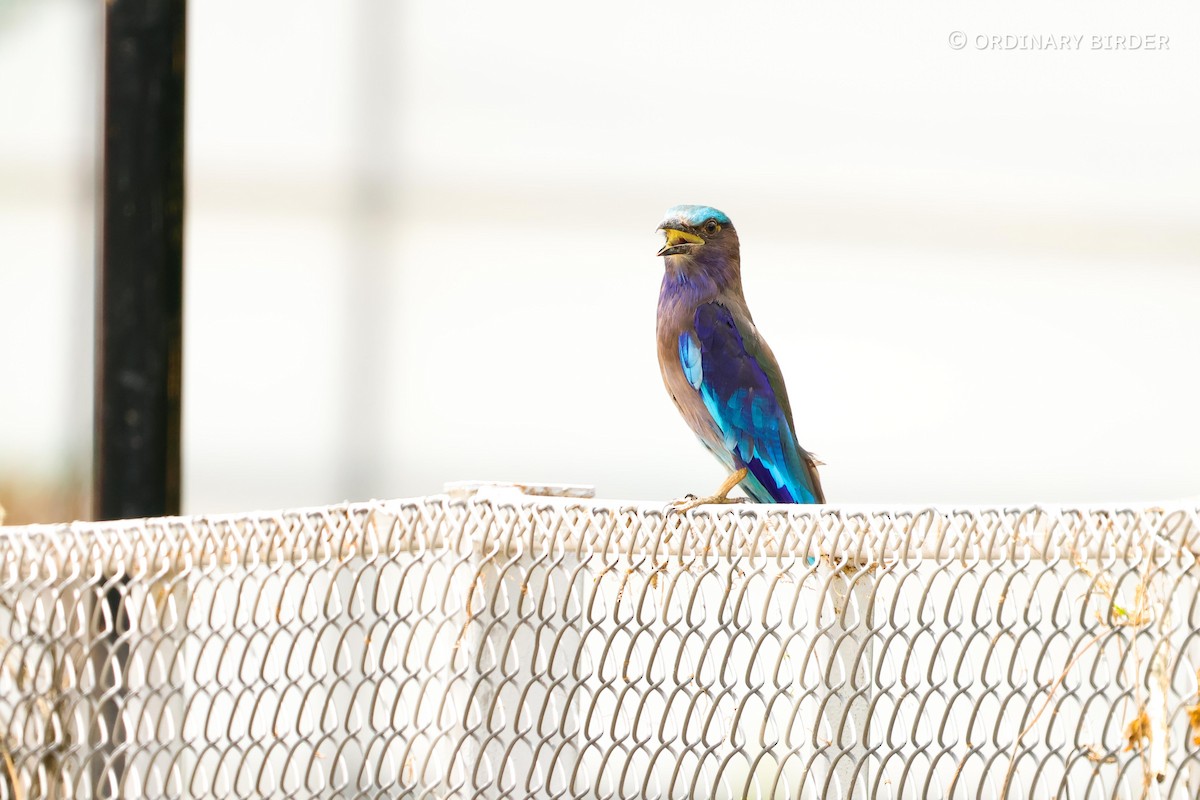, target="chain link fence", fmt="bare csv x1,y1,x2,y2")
2,489,1199,798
